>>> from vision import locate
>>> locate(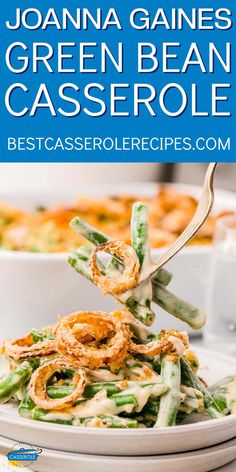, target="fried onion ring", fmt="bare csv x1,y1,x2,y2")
29,359,86,410
129,329,189,357
54,311,130,369
4,329,56,360
89,240,140,294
